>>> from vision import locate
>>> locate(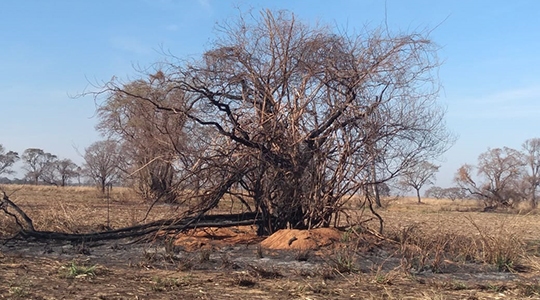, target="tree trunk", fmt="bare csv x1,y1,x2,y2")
101,179,106,194
373,184,382,208
532,187,537,209
416,188,422,203
371,164,382,207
